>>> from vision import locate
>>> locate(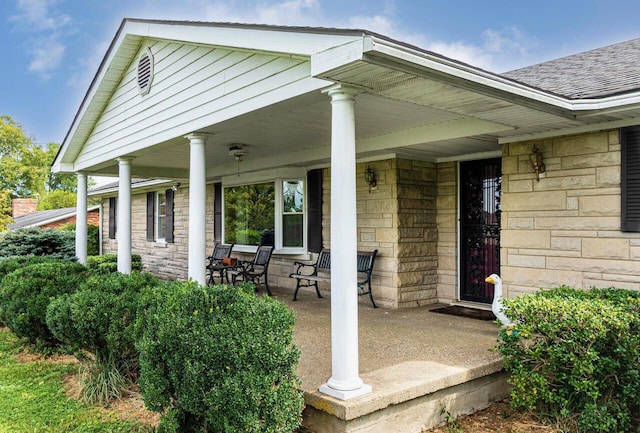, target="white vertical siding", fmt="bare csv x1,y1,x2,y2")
74,40,314,168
